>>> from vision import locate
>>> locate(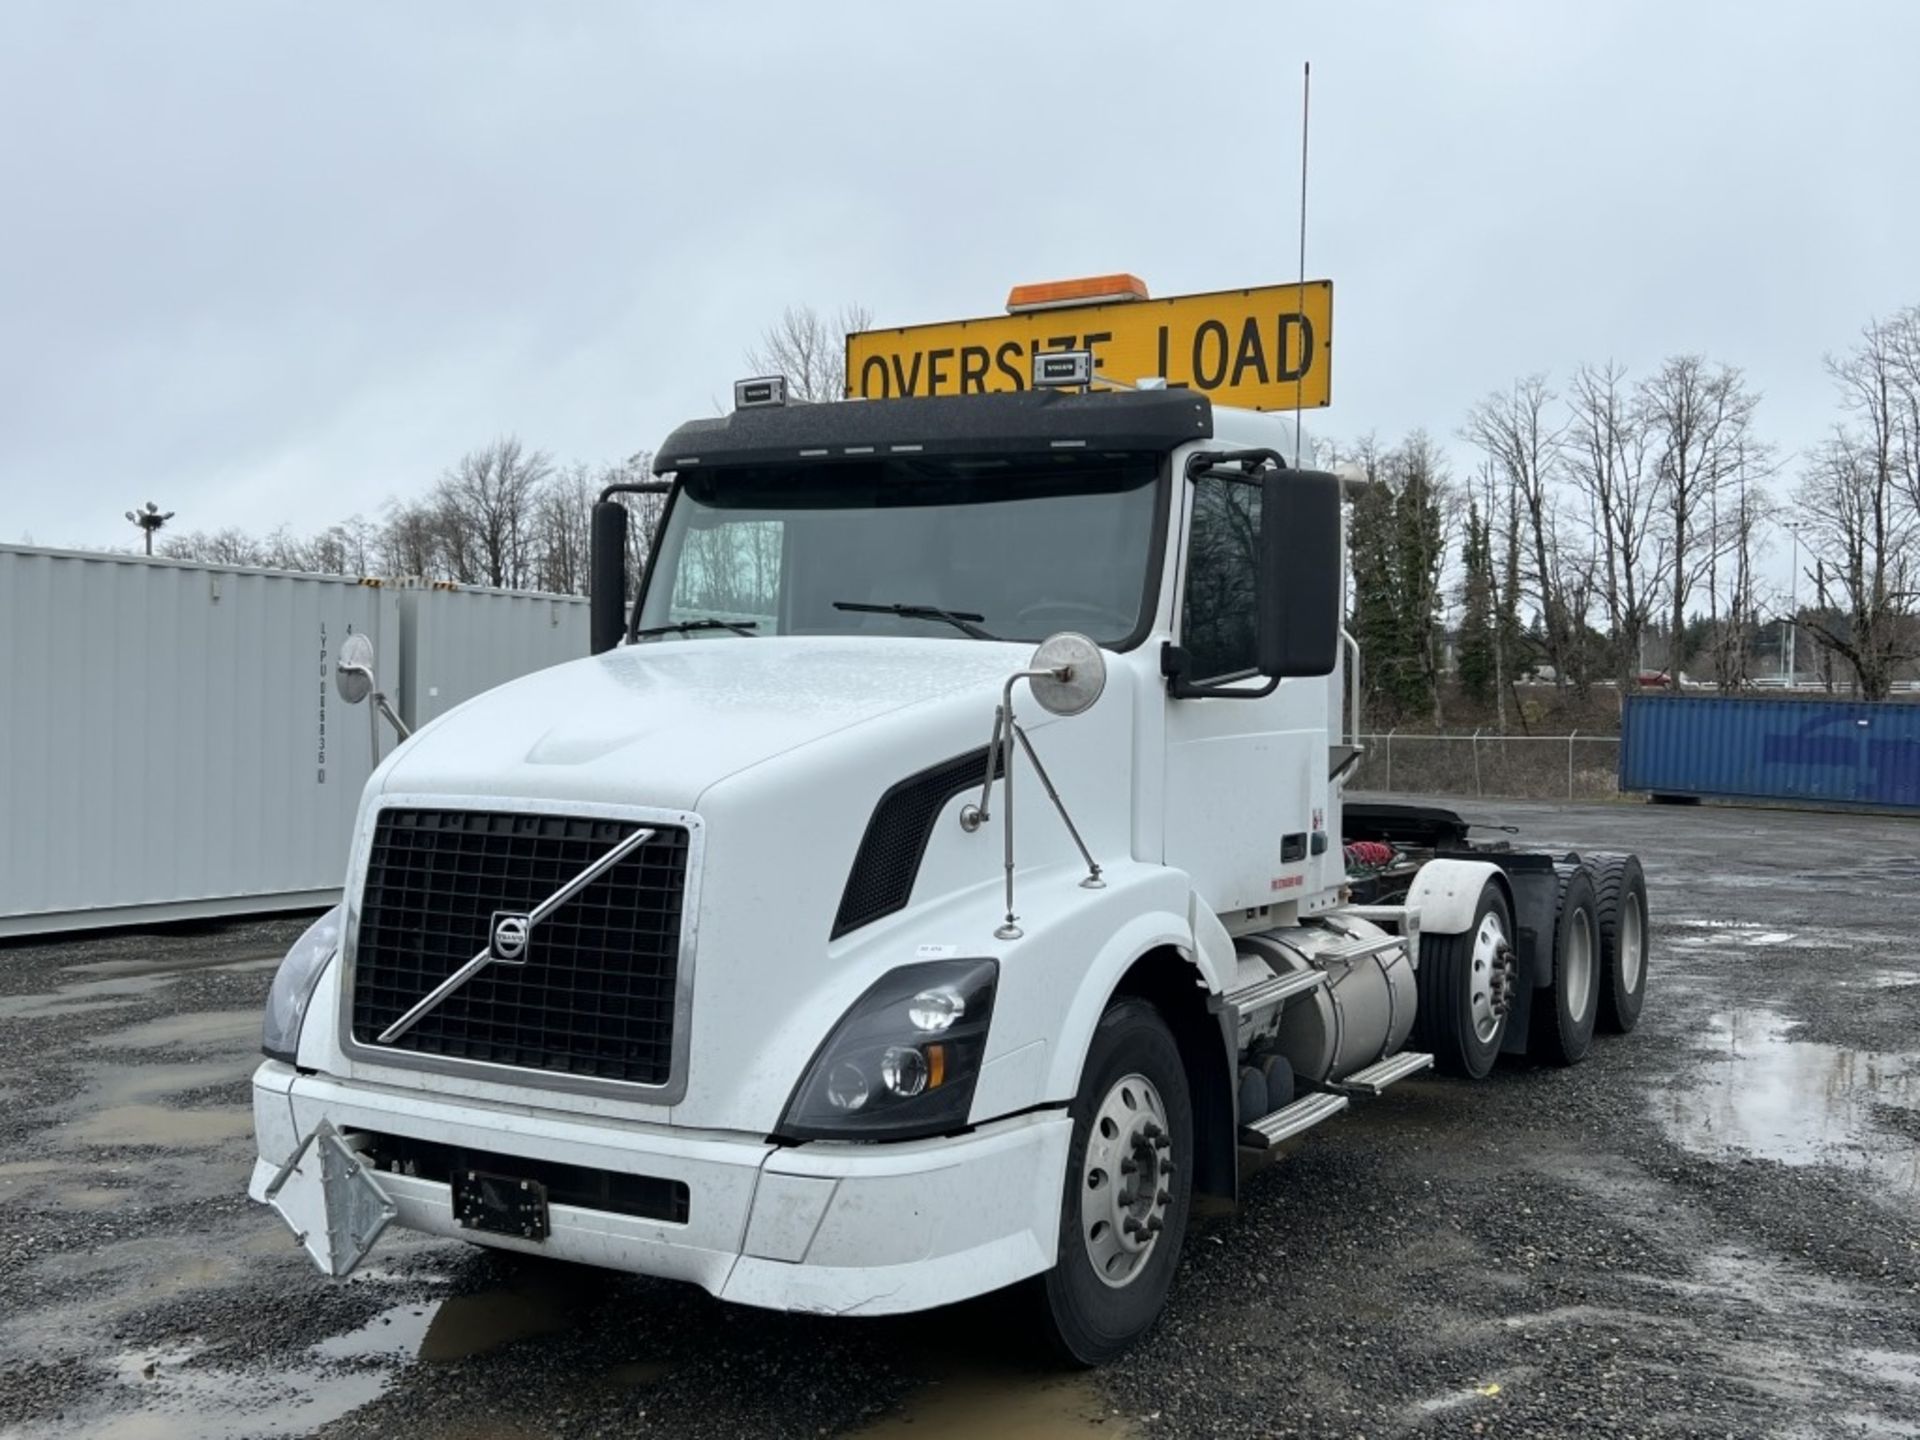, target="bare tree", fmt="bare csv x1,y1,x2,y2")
1790,313,1920,698
1792,434,1916,698
744,302,874,402
436,436,553,588
1637,356,1761,680
1466,376,1574,693
1564,361,1664,689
